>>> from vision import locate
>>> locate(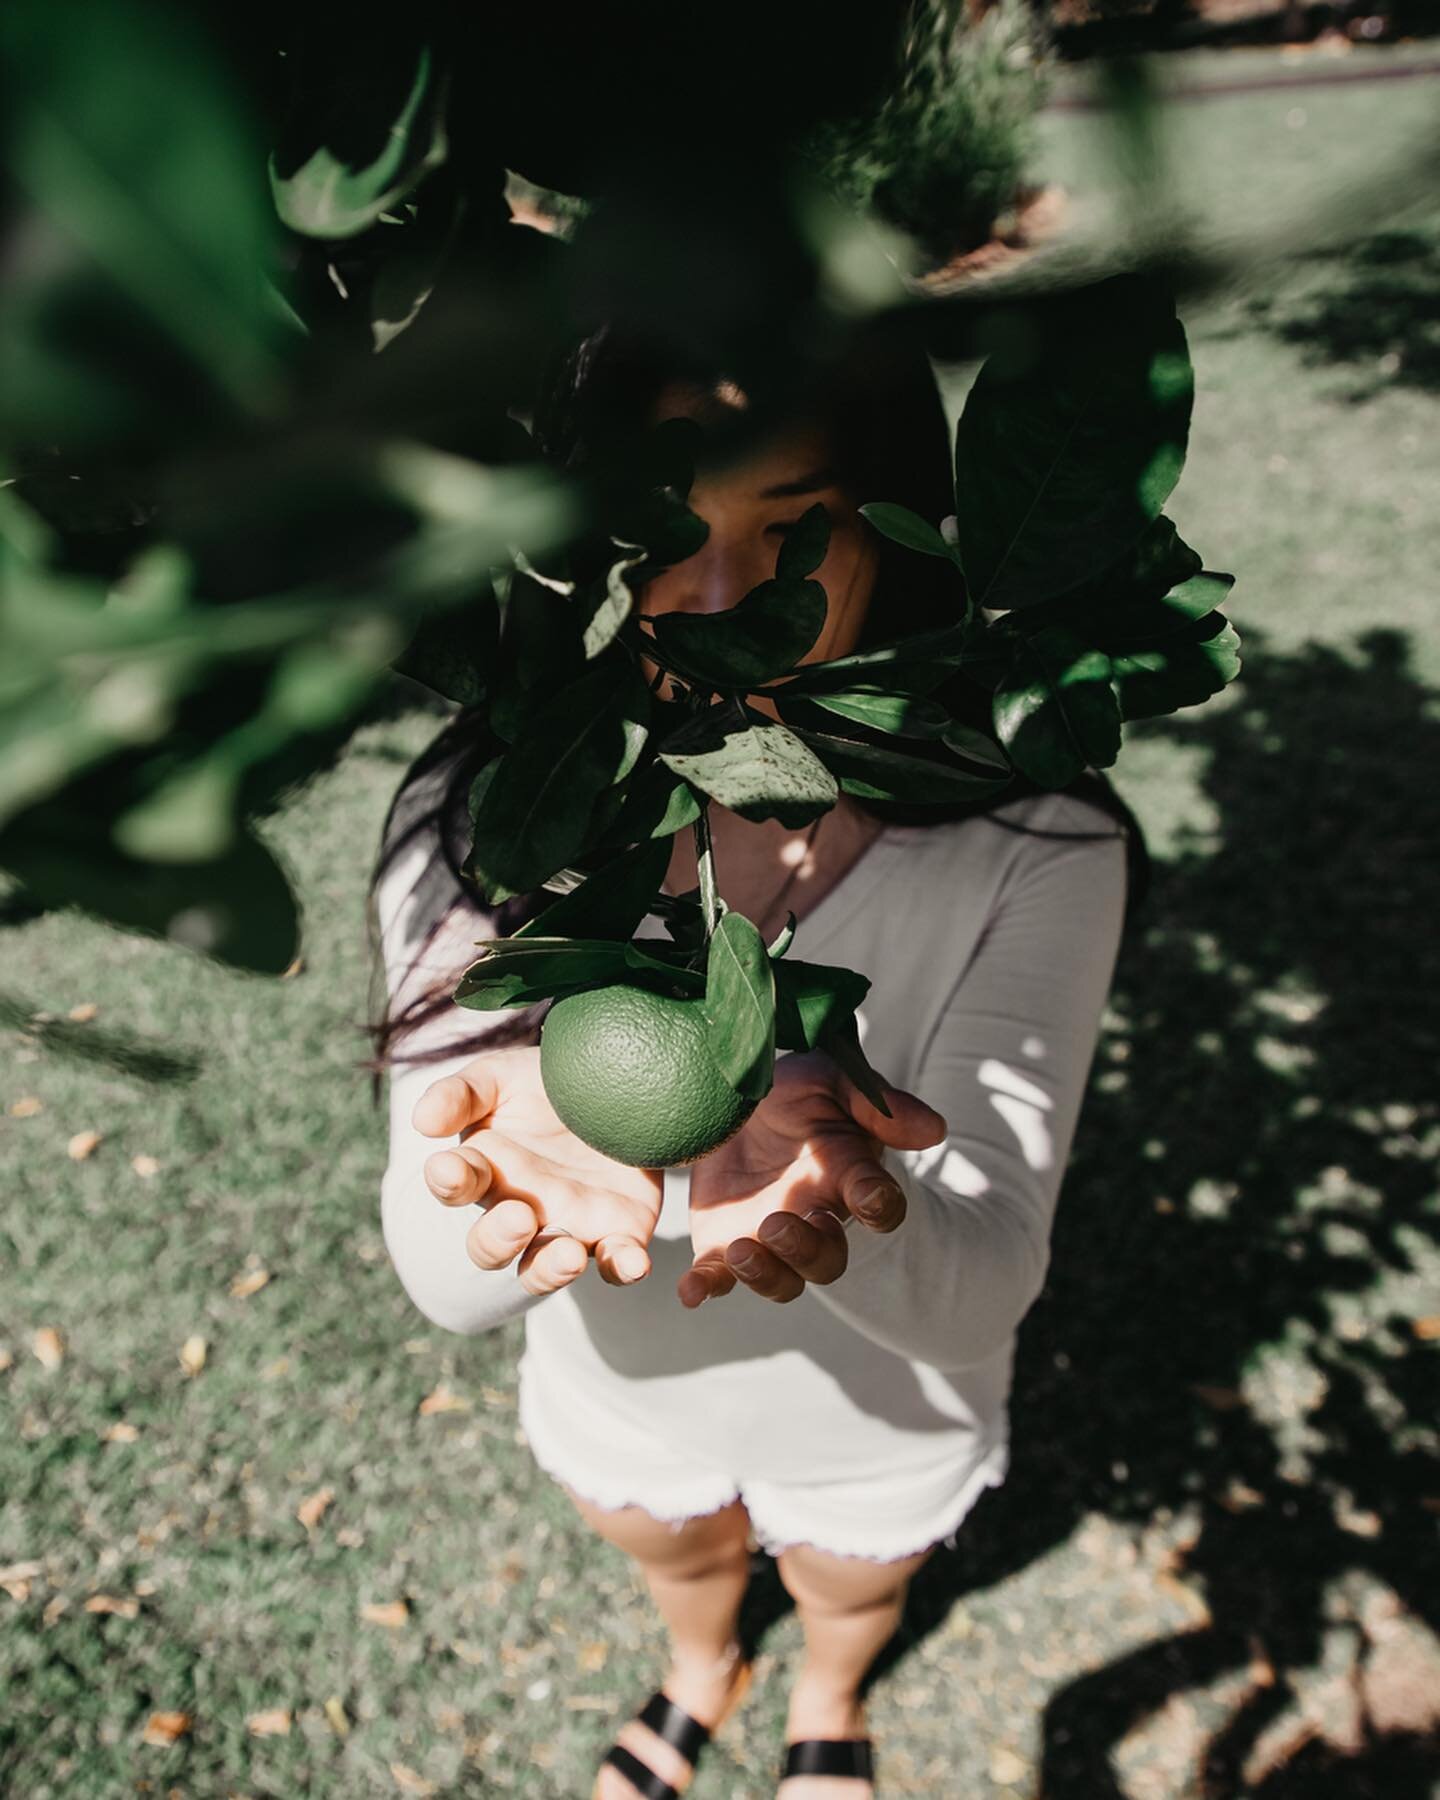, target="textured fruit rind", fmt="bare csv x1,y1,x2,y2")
540,985,757,1168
